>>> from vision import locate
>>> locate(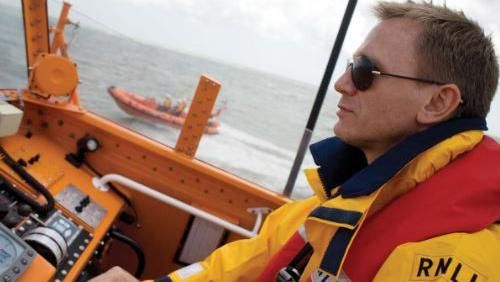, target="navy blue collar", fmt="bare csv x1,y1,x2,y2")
309,117,487,198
